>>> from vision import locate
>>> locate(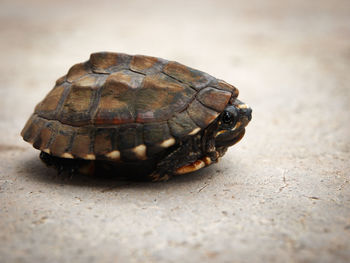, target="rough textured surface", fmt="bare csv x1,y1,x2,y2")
0,0,349,262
